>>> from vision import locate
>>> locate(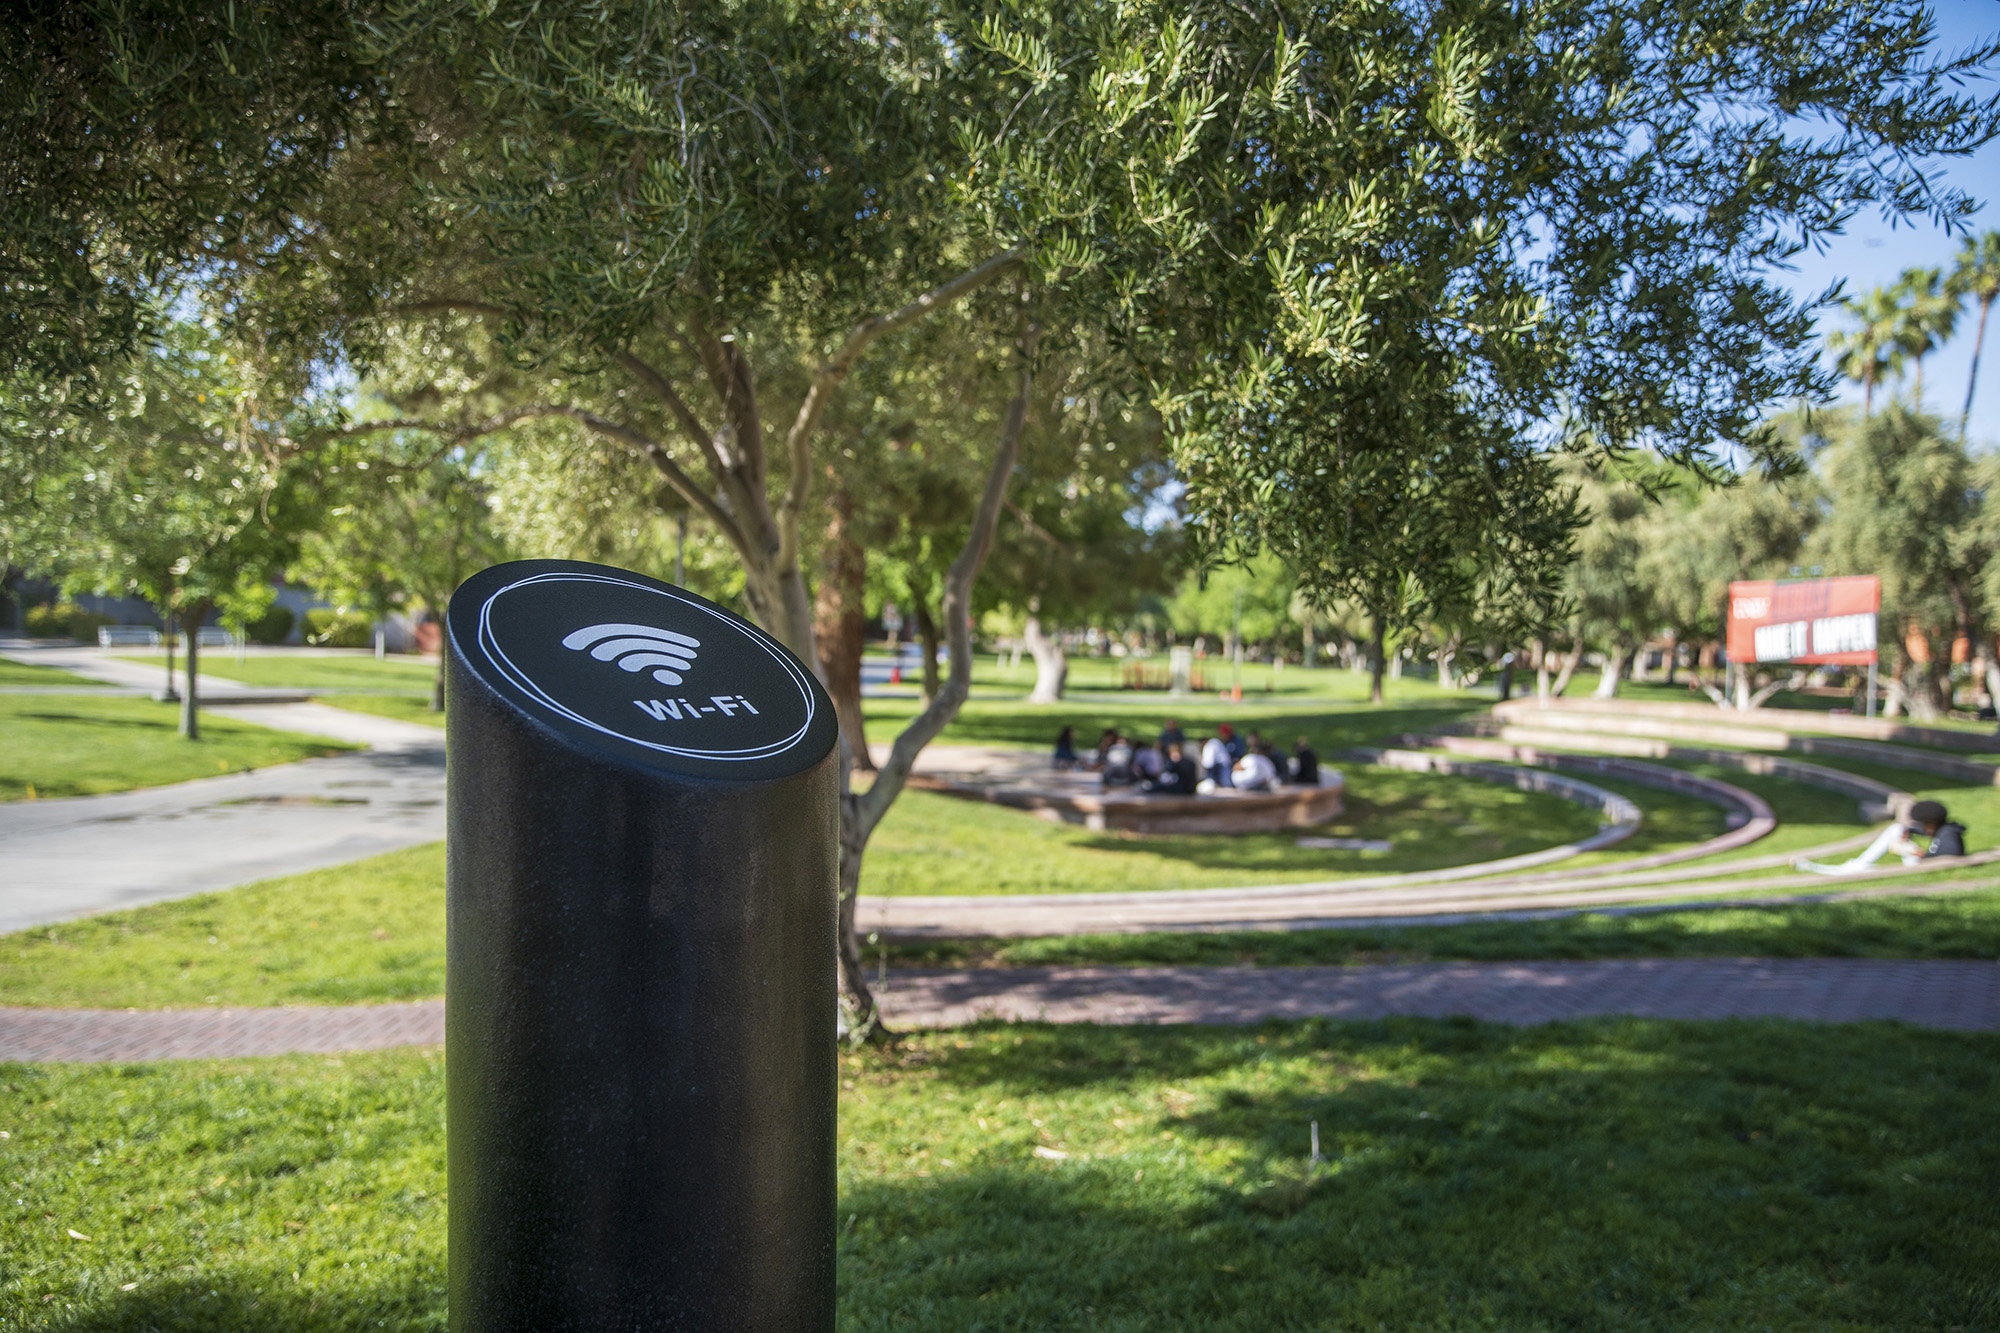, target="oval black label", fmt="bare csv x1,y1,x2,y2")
449,561,837,781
